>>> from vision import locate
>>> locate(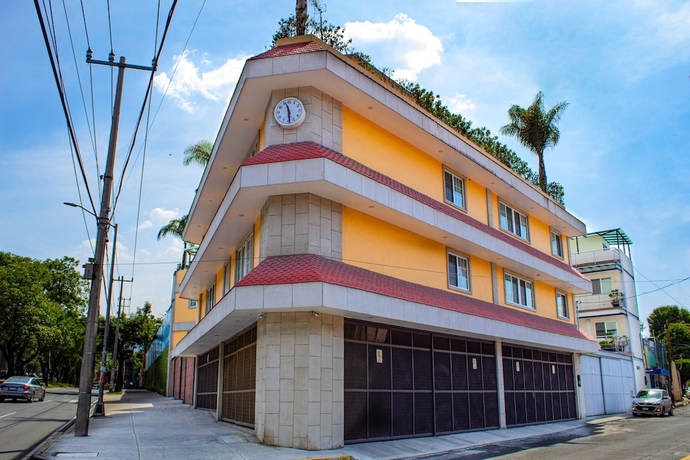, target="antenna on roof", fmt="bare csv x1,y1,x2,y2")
311,0,327,39
296,0,308,35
